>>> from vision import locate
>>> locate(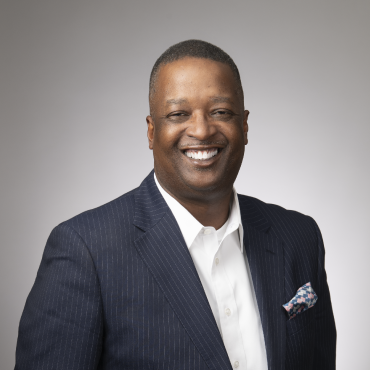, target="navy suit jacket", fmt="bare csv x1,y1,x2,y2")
15,170,336,370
